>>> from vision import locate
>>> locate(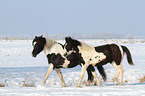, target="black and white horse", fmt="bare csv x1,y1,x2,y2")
32,35,106,87
64,37,134,87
